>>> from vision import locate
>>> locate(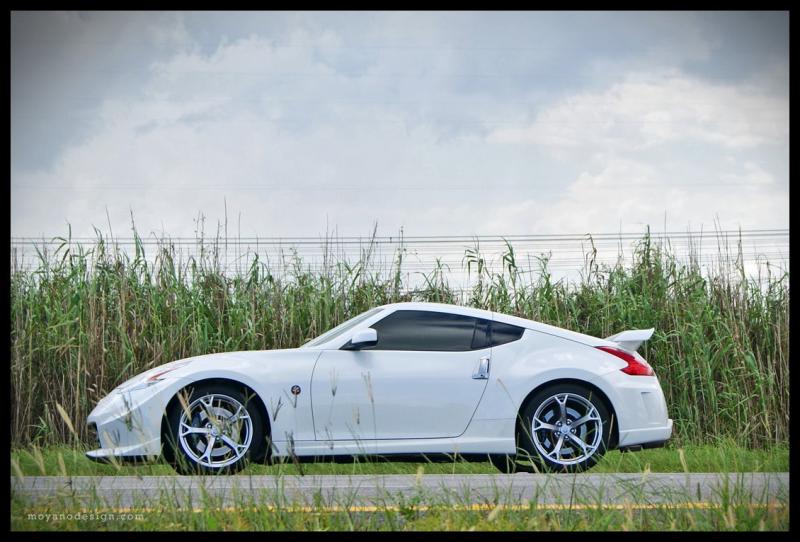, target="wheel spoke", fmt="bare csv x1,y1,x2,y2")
219,434,247,457
572,409,600,429
179,421,211,436
532,417,558,432
555,394,568,424
201,400,222,425
228,405,250,423
551,434,565,459
570,433,591,457
200,436,217,463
